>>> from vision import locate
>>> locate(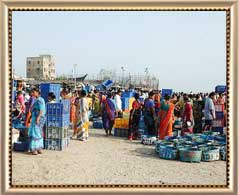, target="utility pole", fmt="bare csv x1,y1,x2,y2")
74,64,77,90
